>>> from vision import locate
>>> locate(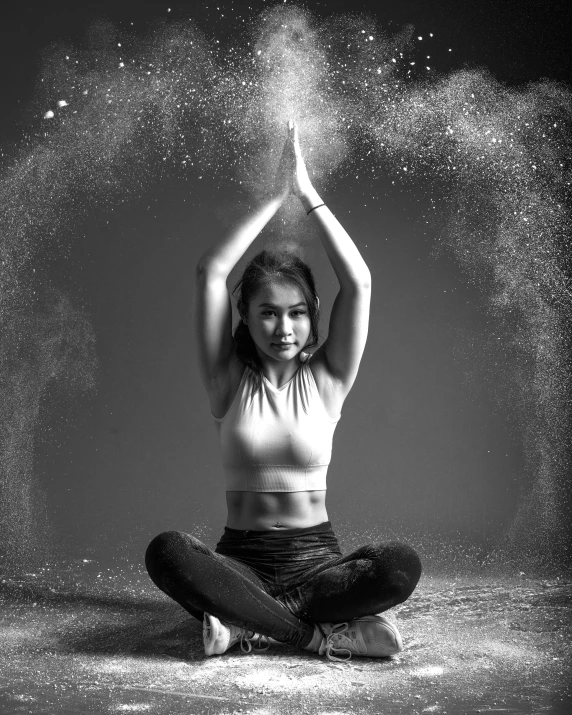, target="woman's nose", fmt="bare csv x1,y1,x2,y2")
276,317,292,336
